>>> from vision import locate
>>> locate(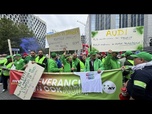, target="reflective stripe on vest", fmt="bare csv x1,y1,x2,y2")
134,80,147,89
127,60,134,65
